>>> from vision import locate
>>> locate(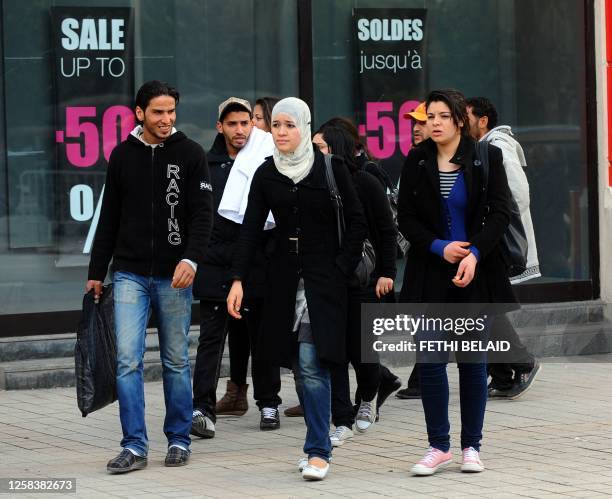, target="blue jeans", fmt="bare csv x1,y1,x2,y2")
419,362,487,452
113,271,193,456
293,341,332,461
